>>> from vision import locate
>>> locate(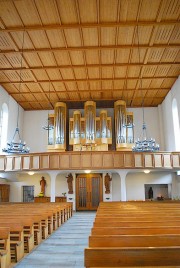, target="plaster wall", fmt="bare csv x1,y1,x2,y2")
160,76,180,151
